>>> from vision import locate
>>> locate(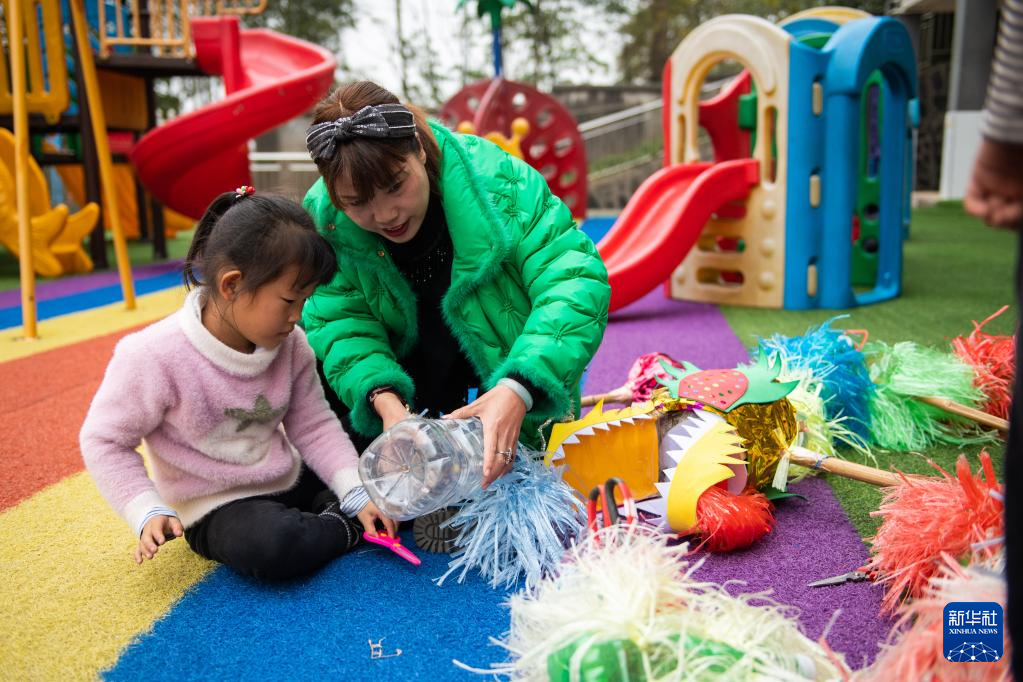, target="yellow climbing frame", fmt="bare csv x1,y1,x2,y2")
1,0,134,338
